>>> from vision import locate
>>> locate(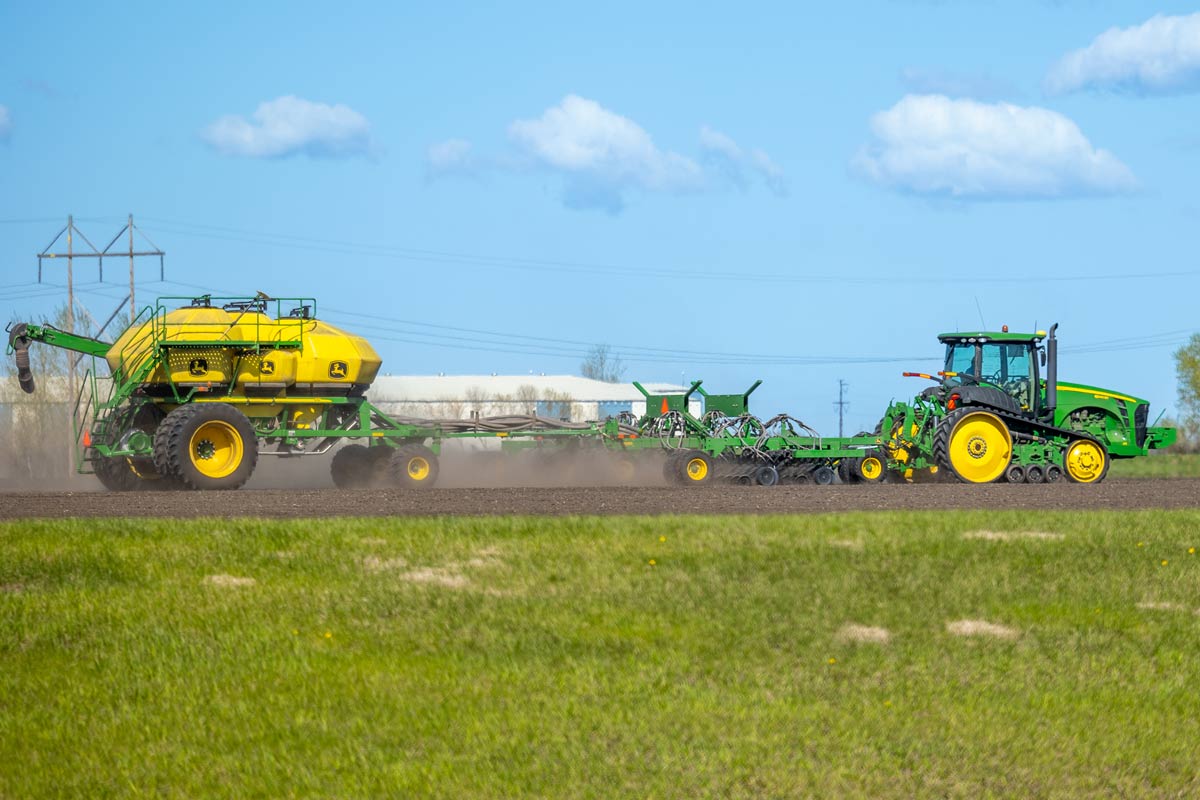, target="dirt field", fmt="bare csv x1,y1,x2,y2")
2,478,1198,519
